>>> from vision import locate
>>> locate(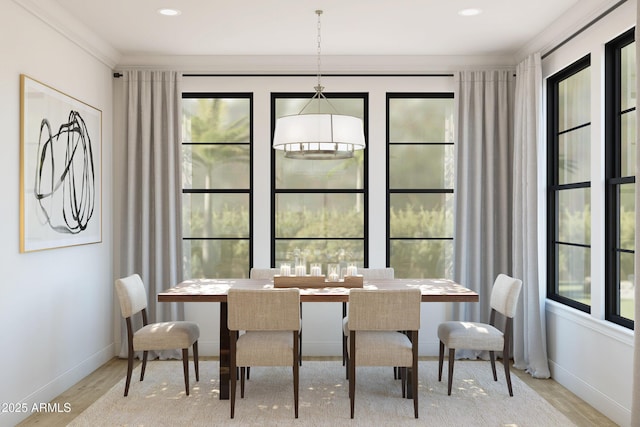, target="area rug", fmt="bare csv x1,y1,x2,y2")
69,361,575,426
